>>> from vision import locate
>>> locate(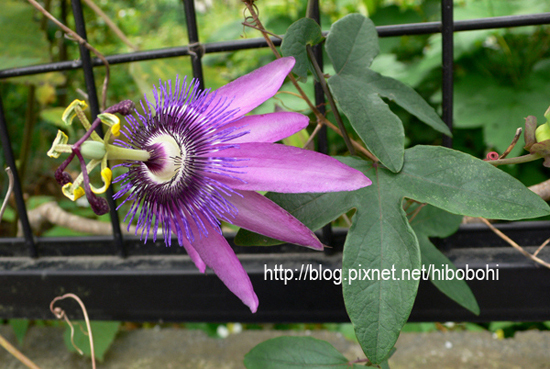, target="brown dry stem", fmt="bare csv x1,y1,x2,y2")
50,293,96,369
480,218,550,269
241,0,378,162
